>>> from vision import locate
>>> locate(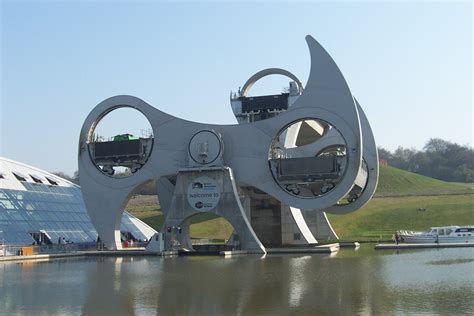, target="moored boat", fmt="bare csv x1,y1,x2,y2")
398,226,474,243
